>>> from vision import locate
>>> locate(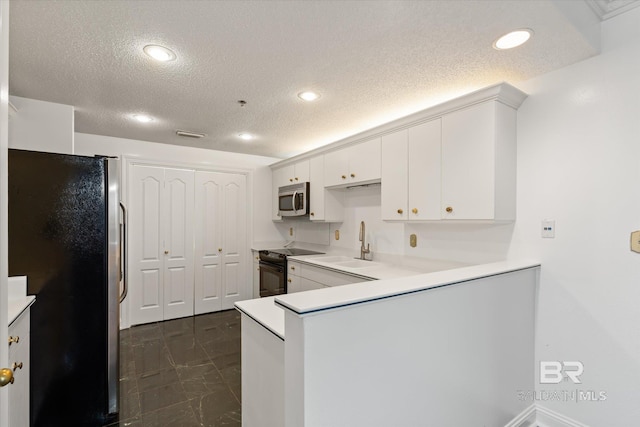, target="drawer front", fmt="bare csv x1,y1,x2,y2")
301,264,369,287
